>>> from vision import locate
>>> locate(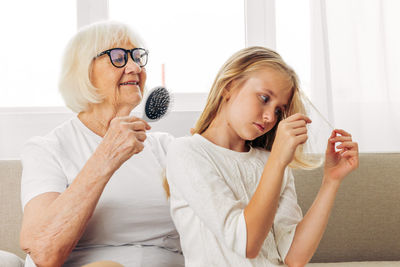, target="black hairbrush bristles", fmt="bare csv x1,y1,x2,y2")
143,86,171,122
